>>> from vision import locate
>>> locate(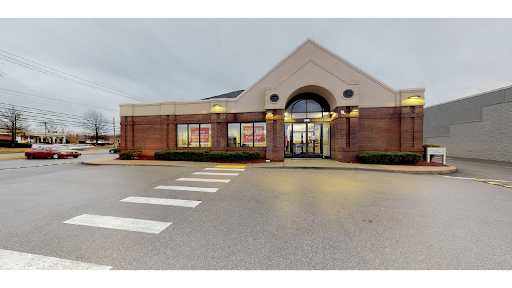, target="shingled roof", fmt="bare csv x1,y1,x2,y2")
201,90,244,100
